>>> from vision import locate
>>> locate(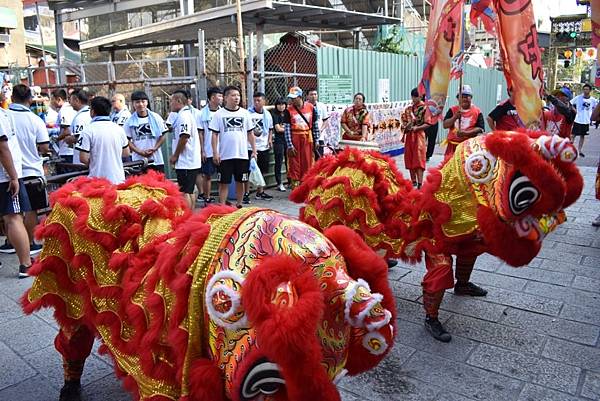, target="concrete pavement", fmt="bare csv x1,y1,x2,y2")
0,131,599,401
